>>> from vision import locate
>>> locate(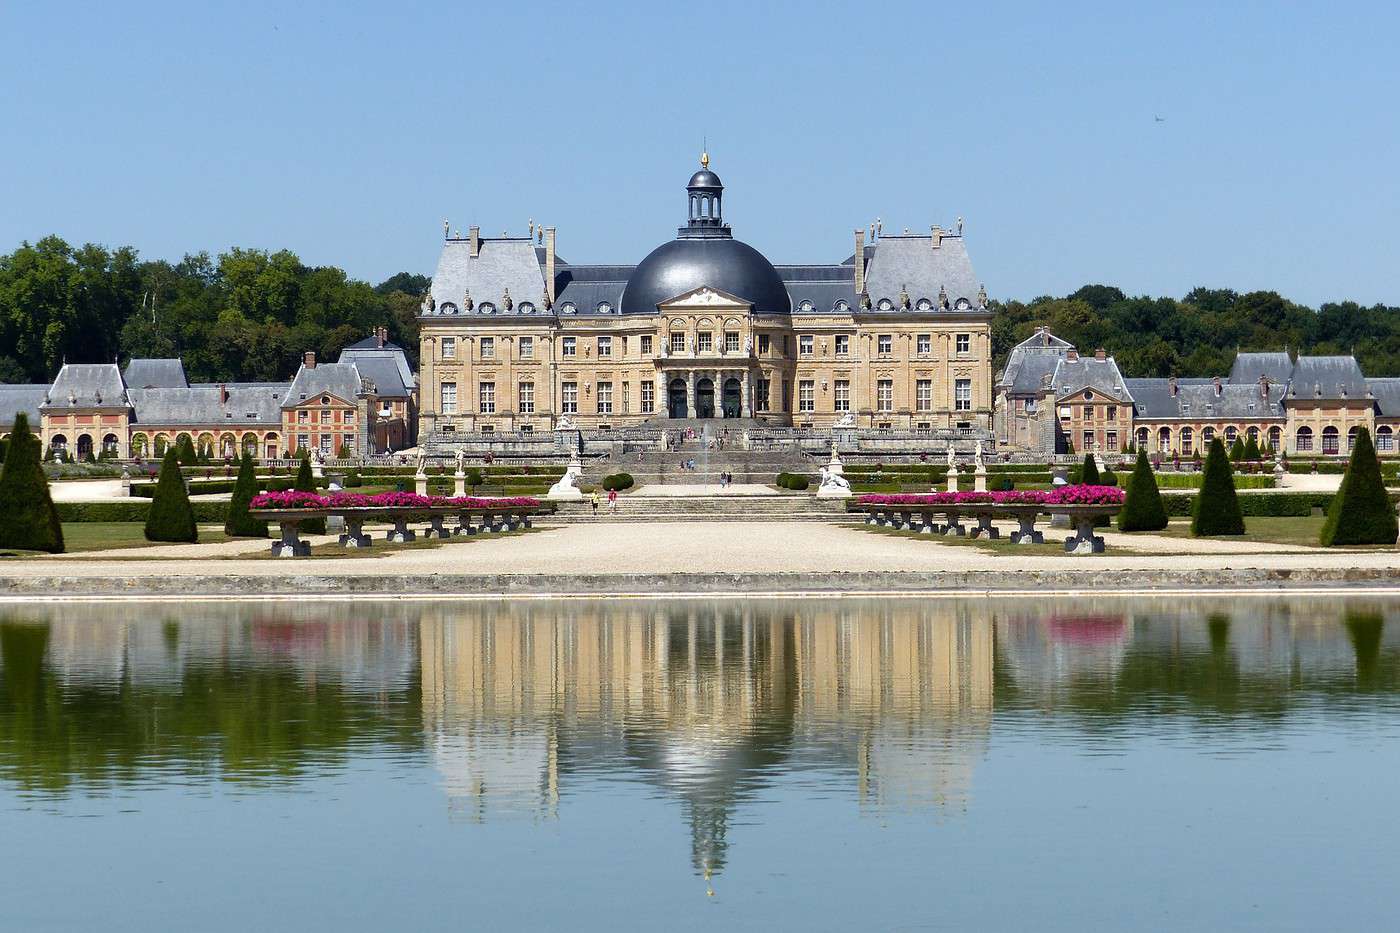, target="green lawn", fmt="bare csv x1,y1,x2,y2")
1148,516,1330,547
0,522,233,557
